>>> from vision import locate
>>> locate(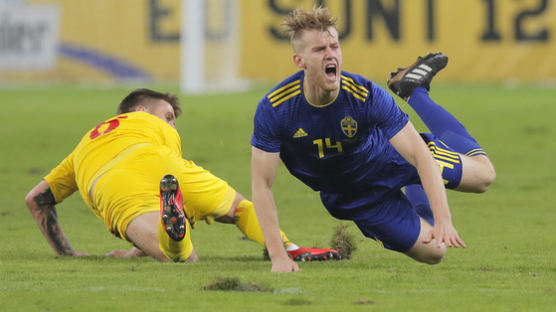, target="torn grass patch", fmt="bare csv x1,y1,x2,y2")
330,223,357,259
202,277,273,293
